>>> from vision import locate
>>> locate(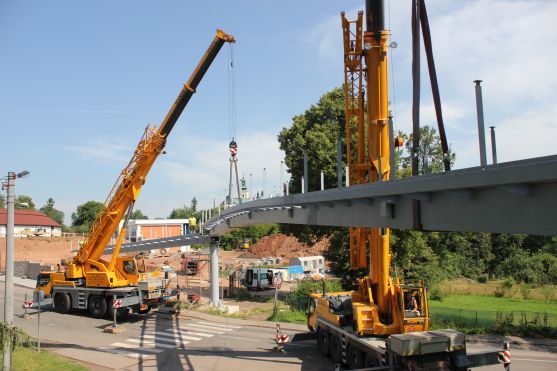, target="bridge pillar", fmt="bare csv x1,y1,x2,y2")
210,236,221,307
